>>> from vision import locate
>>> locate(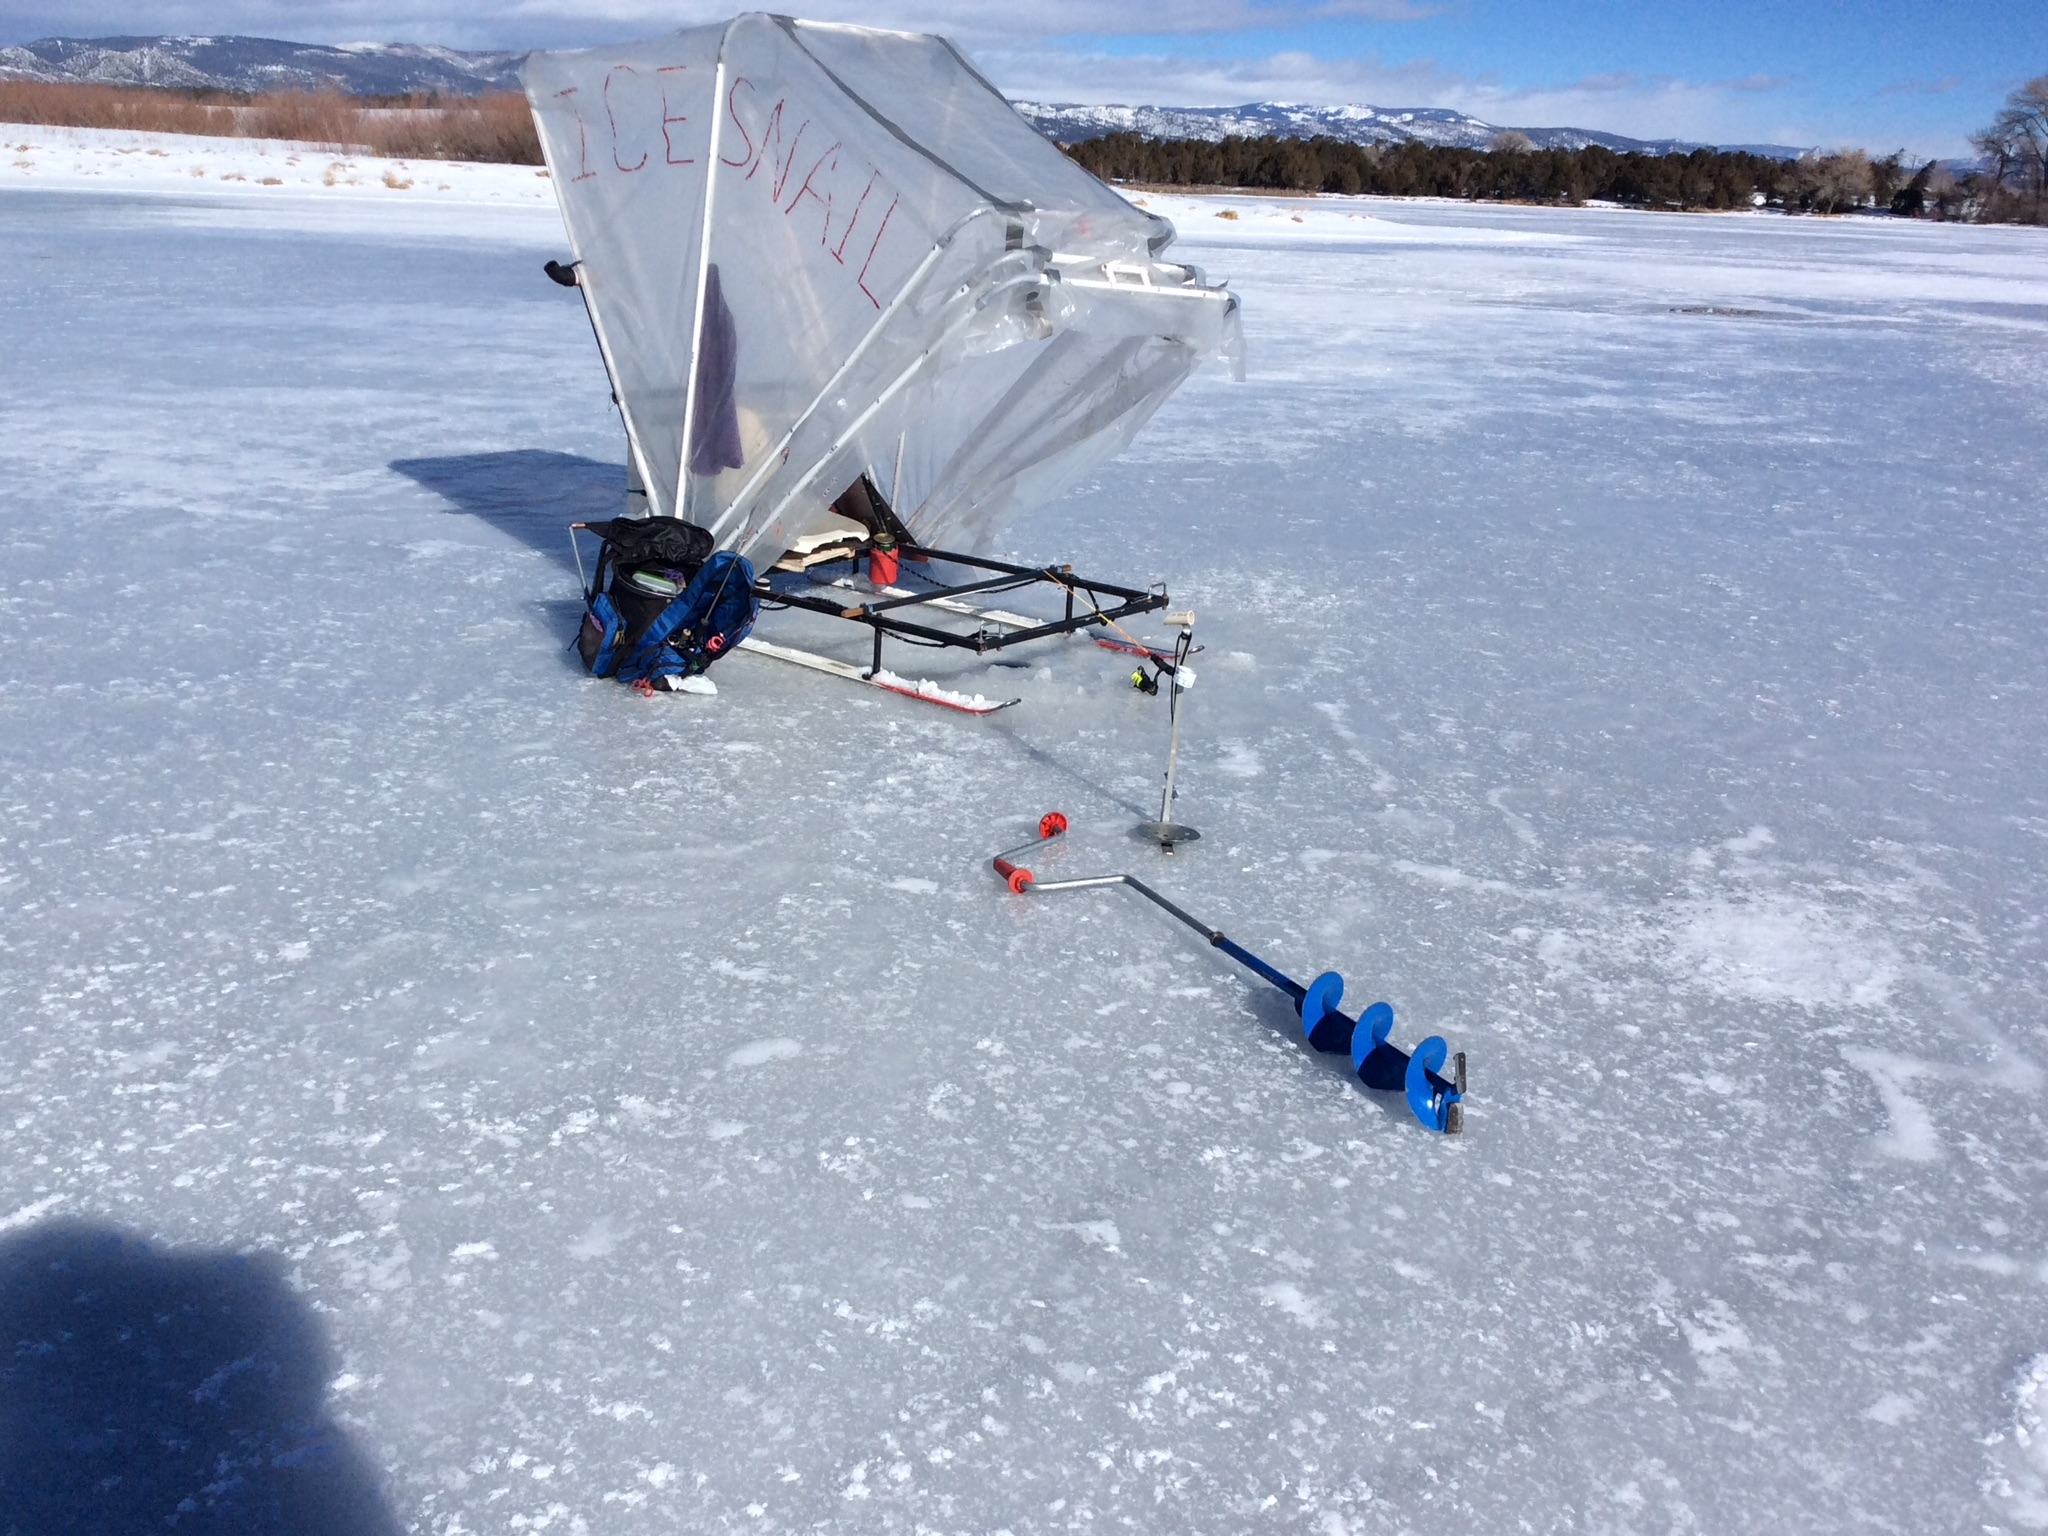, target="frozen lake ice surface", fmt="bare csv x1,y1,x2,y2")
3,149,2047,1533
